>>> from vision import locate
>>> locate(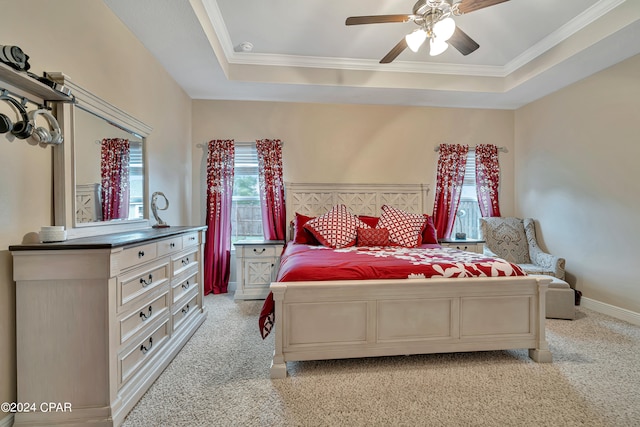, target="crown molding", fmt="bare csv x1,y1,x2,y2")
504,0,627,75
227,52,505,77
200,0,627,79
200,0,235,58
